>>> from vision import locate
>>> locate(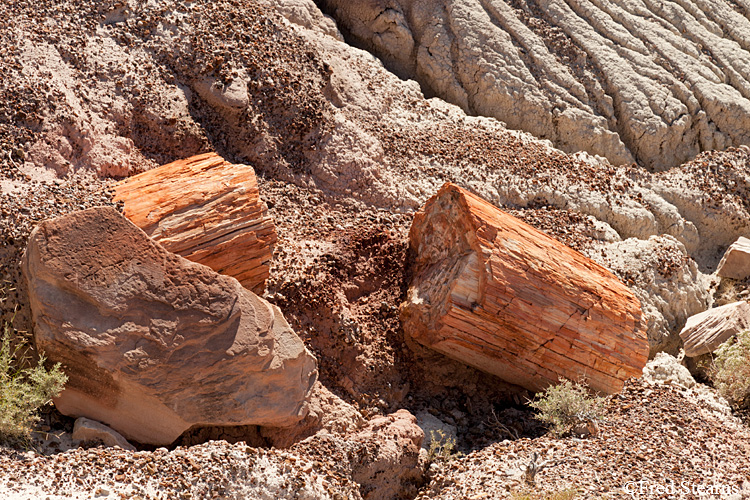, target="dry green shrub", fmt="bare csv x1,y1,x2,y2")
711,330,750,408
426,430,462,463
529,379,604,437
0,322,67,446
